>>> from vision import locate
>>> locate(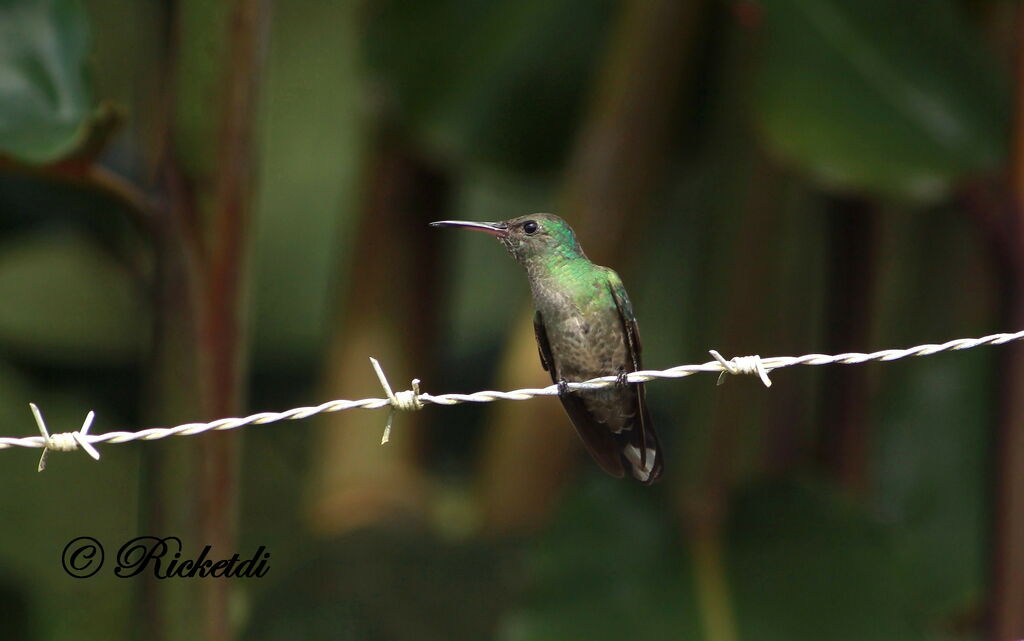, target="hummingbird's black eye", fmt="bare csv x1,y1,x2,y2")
522,220,539,235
